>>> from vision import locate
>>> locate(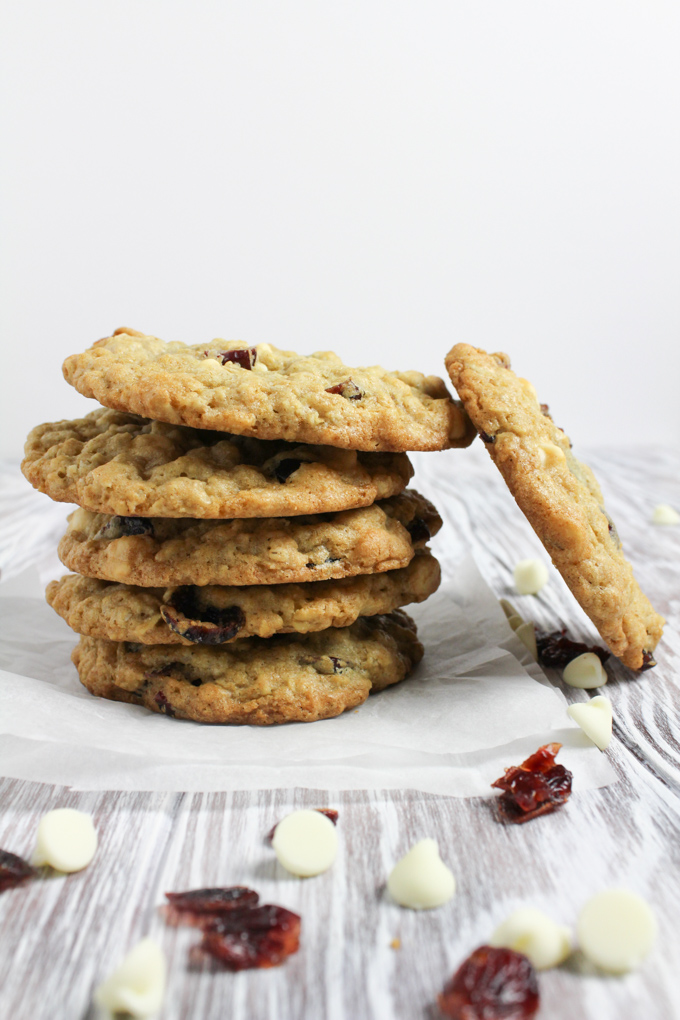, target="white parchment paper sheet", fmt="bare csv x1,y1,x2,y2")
0,556,614,794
